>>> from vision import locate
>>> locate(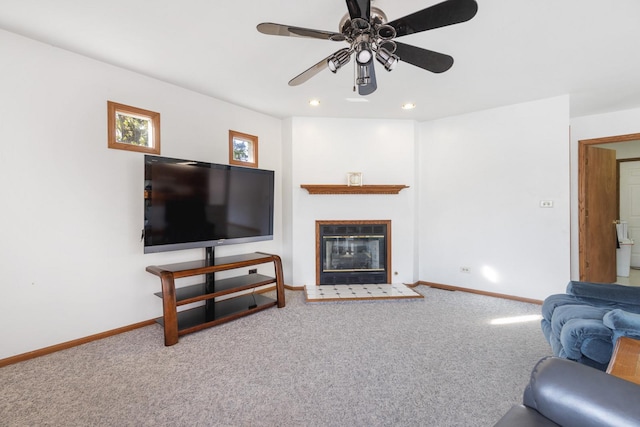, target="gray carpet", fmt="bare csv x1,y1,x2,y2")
0,286,551,426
